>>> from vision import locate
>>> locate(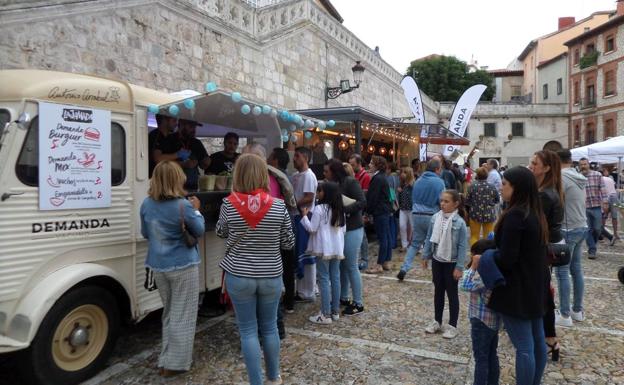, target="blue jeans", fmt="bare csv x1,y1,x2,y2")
501,315,547,385
359,231,369,268
225,273,282,385
555,227,587,316
470,318,499,385
585,207,603,255
316,258,341,316
373,213,393,264
401,213,432,272
340,228,364,306
389,213,398,249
